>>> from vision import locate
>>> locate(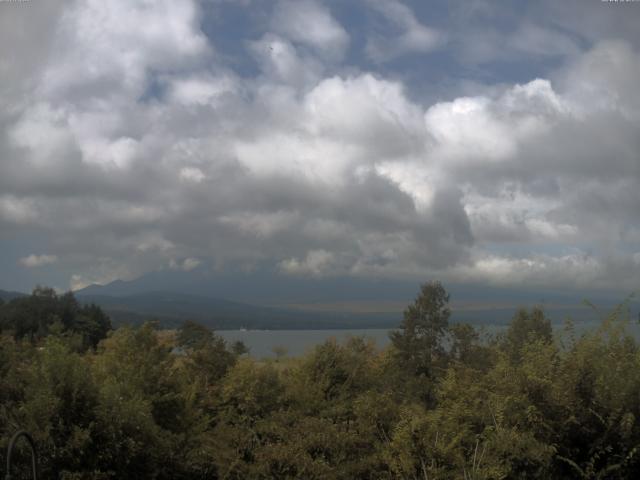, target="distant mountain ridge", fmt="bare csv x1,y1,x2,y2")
75,289,623,331
74,268,633,311
76,267,633,304
0,289,27,302
8,269,635,330
72,268,420,304
75,290,398,330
